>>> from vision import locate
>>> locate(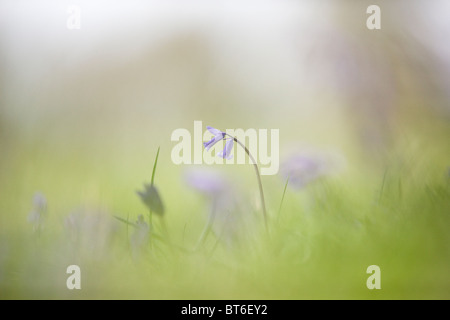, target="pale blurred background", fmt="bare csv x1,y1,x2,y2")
1,3,449,126
0,0,449,223
1,0,450,226
1,0,450,299
1,0,449,157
